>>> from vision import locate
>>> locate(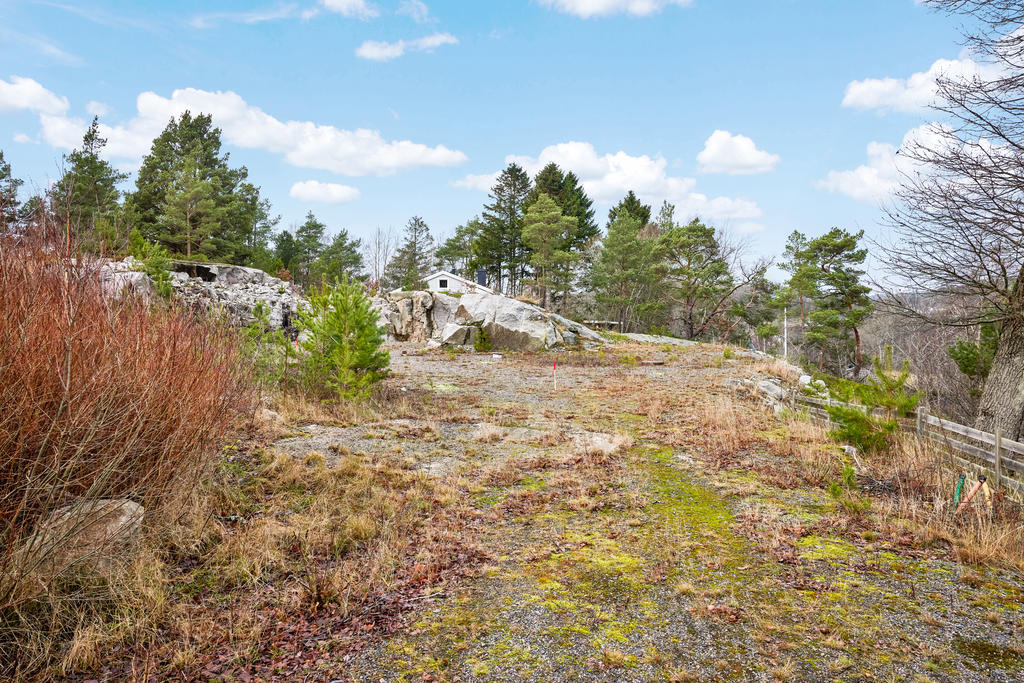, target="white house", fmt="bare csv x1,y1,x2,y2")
422,270,494,295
